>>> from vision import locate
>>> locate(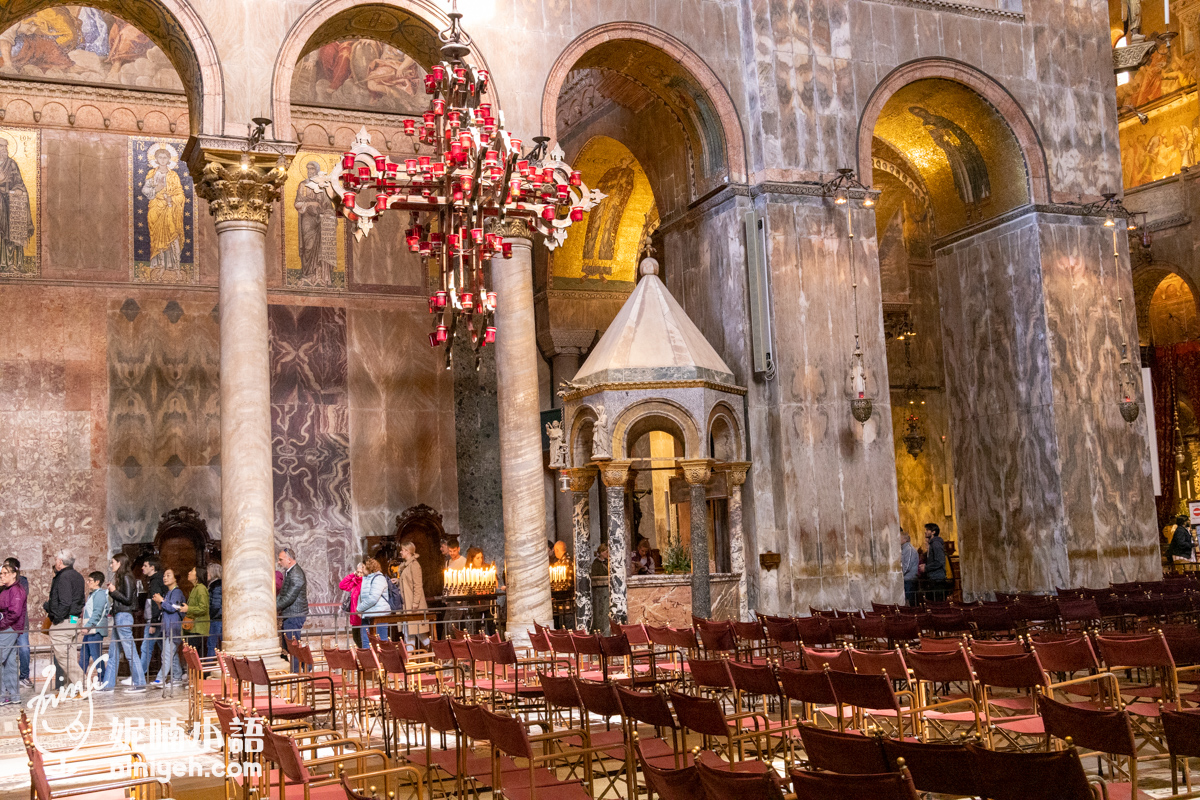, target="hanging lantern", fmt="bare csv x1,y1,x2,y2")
903,413,926,458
